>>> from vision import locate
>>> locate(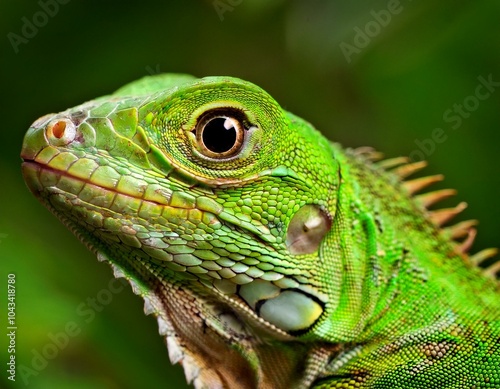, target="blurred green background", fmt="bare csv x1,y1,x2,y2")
1,1,499,388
